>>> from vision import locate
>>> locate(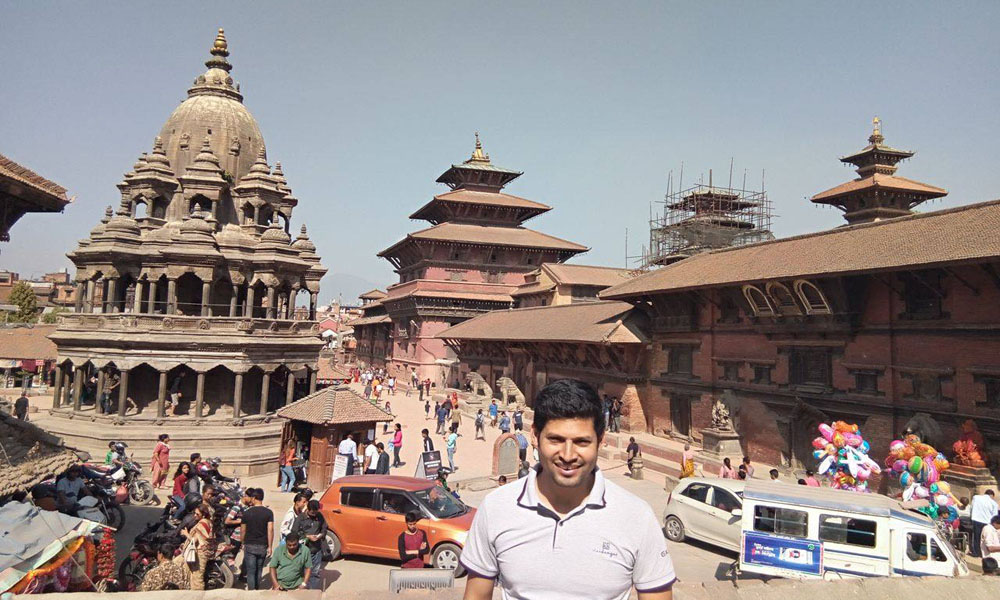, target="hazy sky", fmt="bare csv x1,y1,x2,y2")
3,2,999,304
